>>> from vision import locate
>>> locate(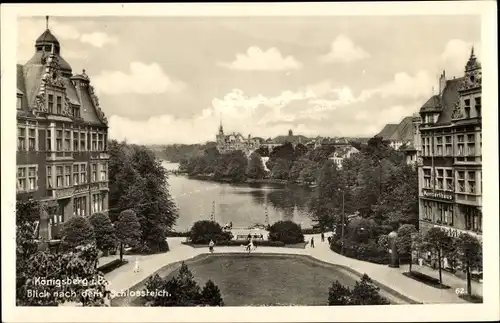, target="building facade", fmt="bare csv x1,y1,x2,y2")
328,145,360,169
417,49,482,240
402,112,423,166
16,28,109,242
